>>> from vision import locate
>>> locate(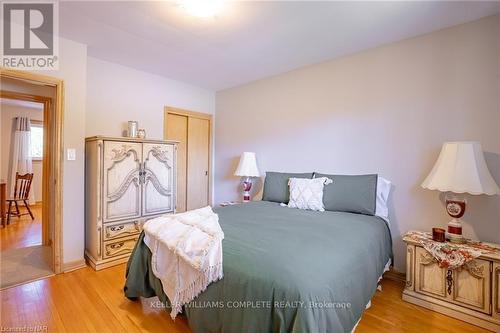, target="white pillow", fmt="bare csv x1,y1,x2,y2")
287,177,333,212
376,176,391,222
